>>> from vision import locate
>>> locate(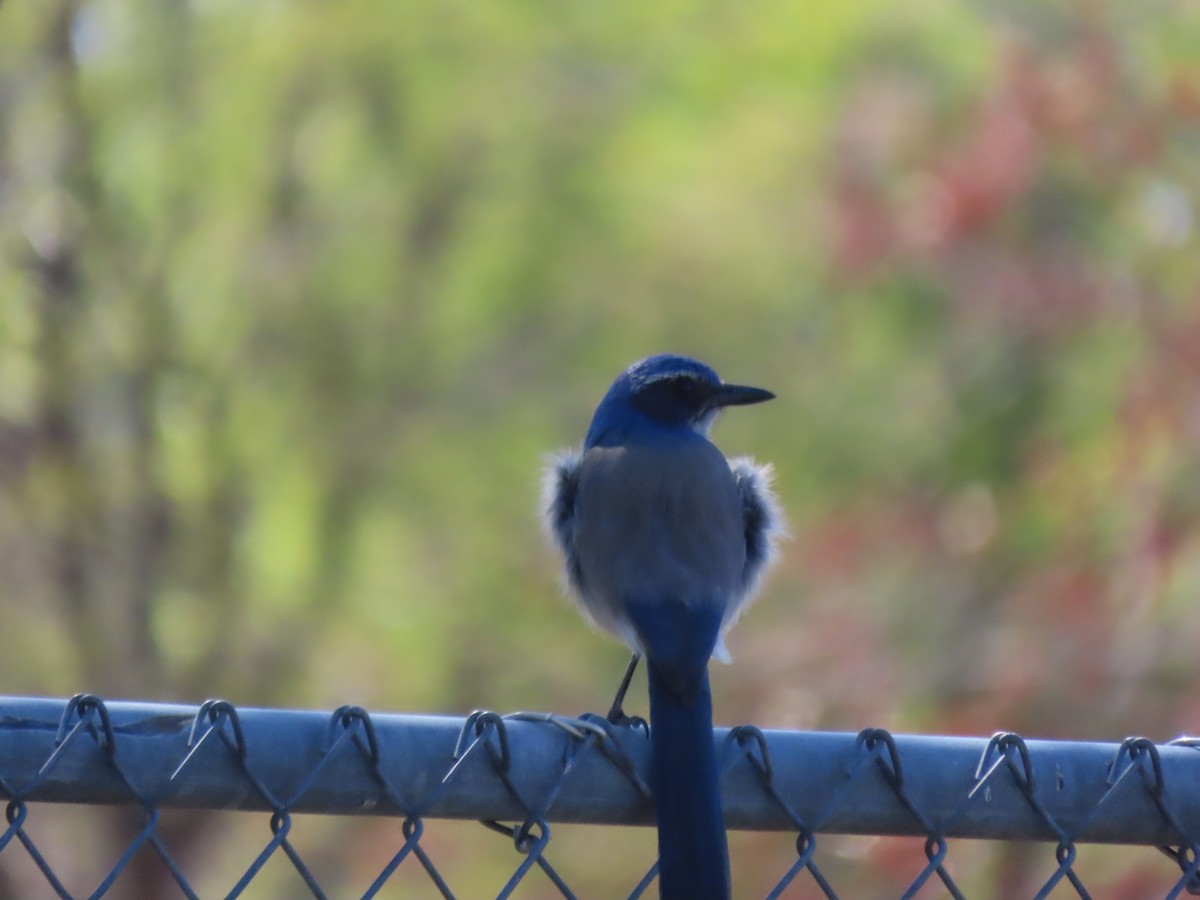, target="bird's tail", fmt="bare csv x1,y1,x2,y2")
647,658,730,900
